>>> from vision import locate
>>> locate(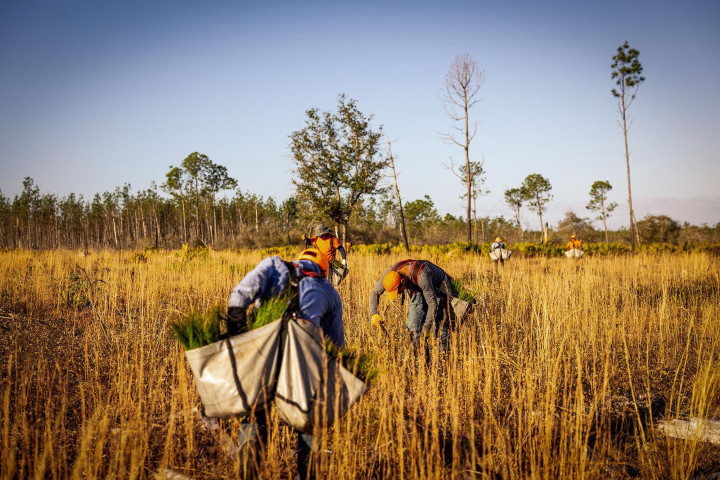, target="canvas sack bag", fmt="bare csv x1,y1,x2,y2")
489,248,512,261
330,260,349,286
274,318,367,434
185,319,283,419
449,297,472,322
564,248,585,259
